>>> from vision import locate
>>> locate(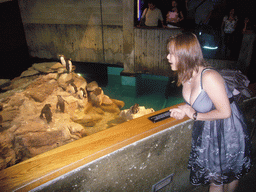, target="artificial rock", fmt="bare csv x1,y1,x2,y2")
0,62,125,170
